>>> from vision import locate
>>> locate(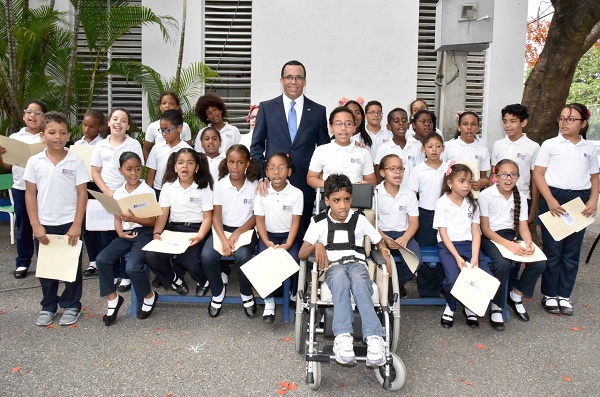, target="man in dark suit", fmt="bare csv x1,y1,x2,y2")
251,60,330,233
